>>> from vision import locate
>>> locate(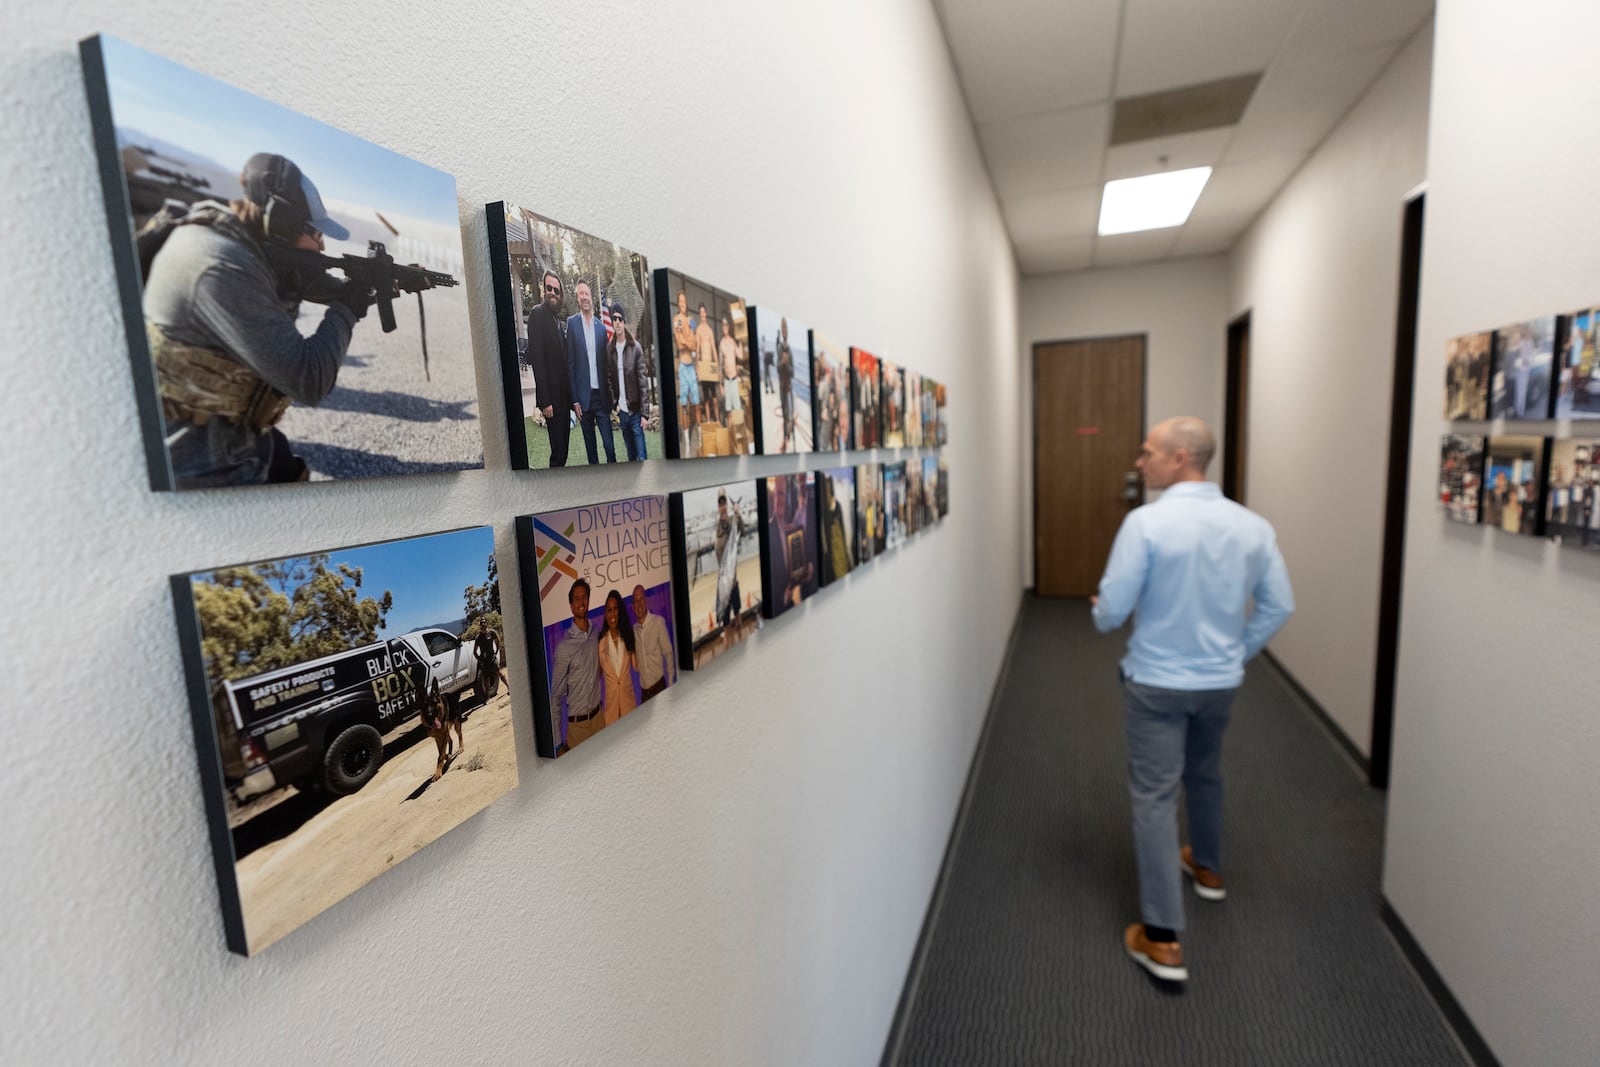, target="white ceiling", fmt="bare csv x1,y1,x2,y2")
934,0,1433,275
